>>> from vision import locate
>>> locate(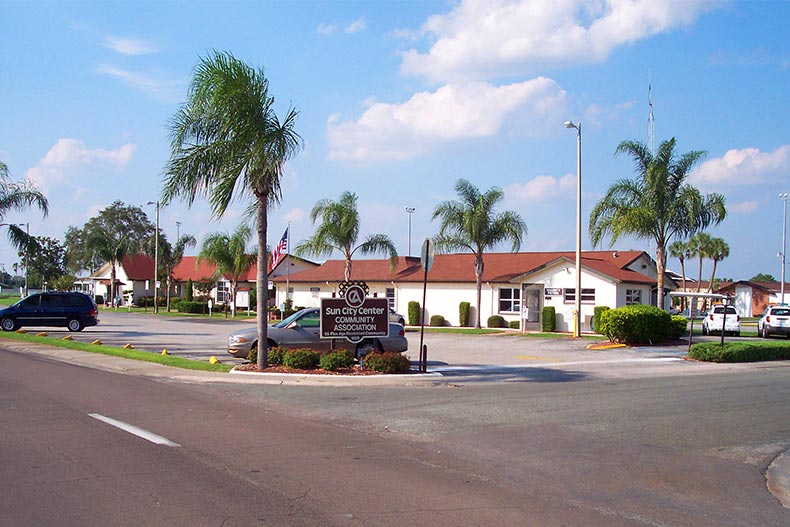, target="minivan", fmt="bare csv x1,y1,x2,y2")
0,292,99,332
